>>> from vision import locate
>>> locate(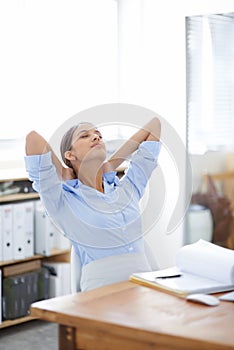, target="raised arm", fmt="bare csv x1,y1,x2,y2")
25,131,75,180
104,117,161,172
